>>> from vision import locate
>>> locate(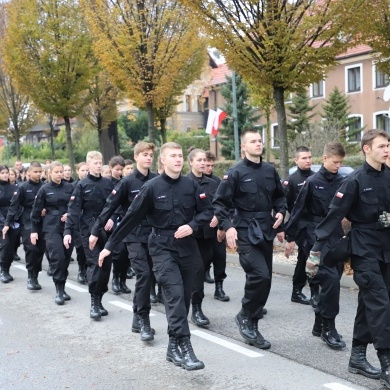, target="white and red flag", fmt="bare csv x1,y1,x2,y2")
206,108,228,135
